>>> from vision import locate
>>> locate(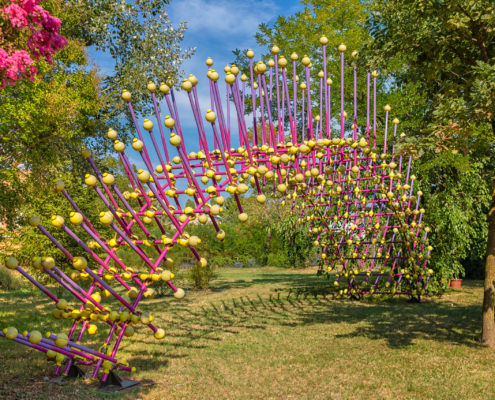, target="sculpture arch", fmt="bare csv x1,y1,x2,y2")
2,39,432,386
